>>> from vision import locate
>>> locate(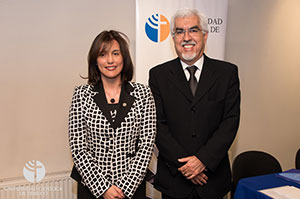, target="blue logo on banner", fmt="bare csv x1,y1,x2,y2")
145,14,170,43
